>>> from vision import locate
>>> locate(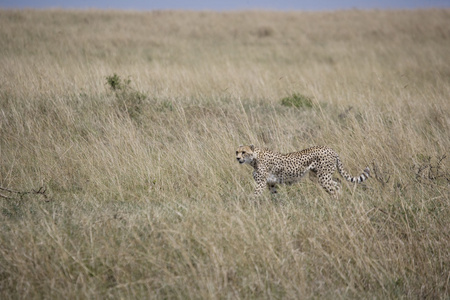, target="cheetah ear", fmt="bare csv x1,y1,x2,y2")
250,144,255,151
